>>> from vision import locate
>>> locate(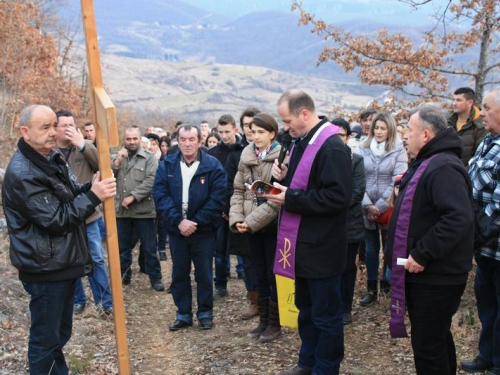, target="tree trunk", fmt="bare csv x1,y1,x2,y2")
474,1,495,105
